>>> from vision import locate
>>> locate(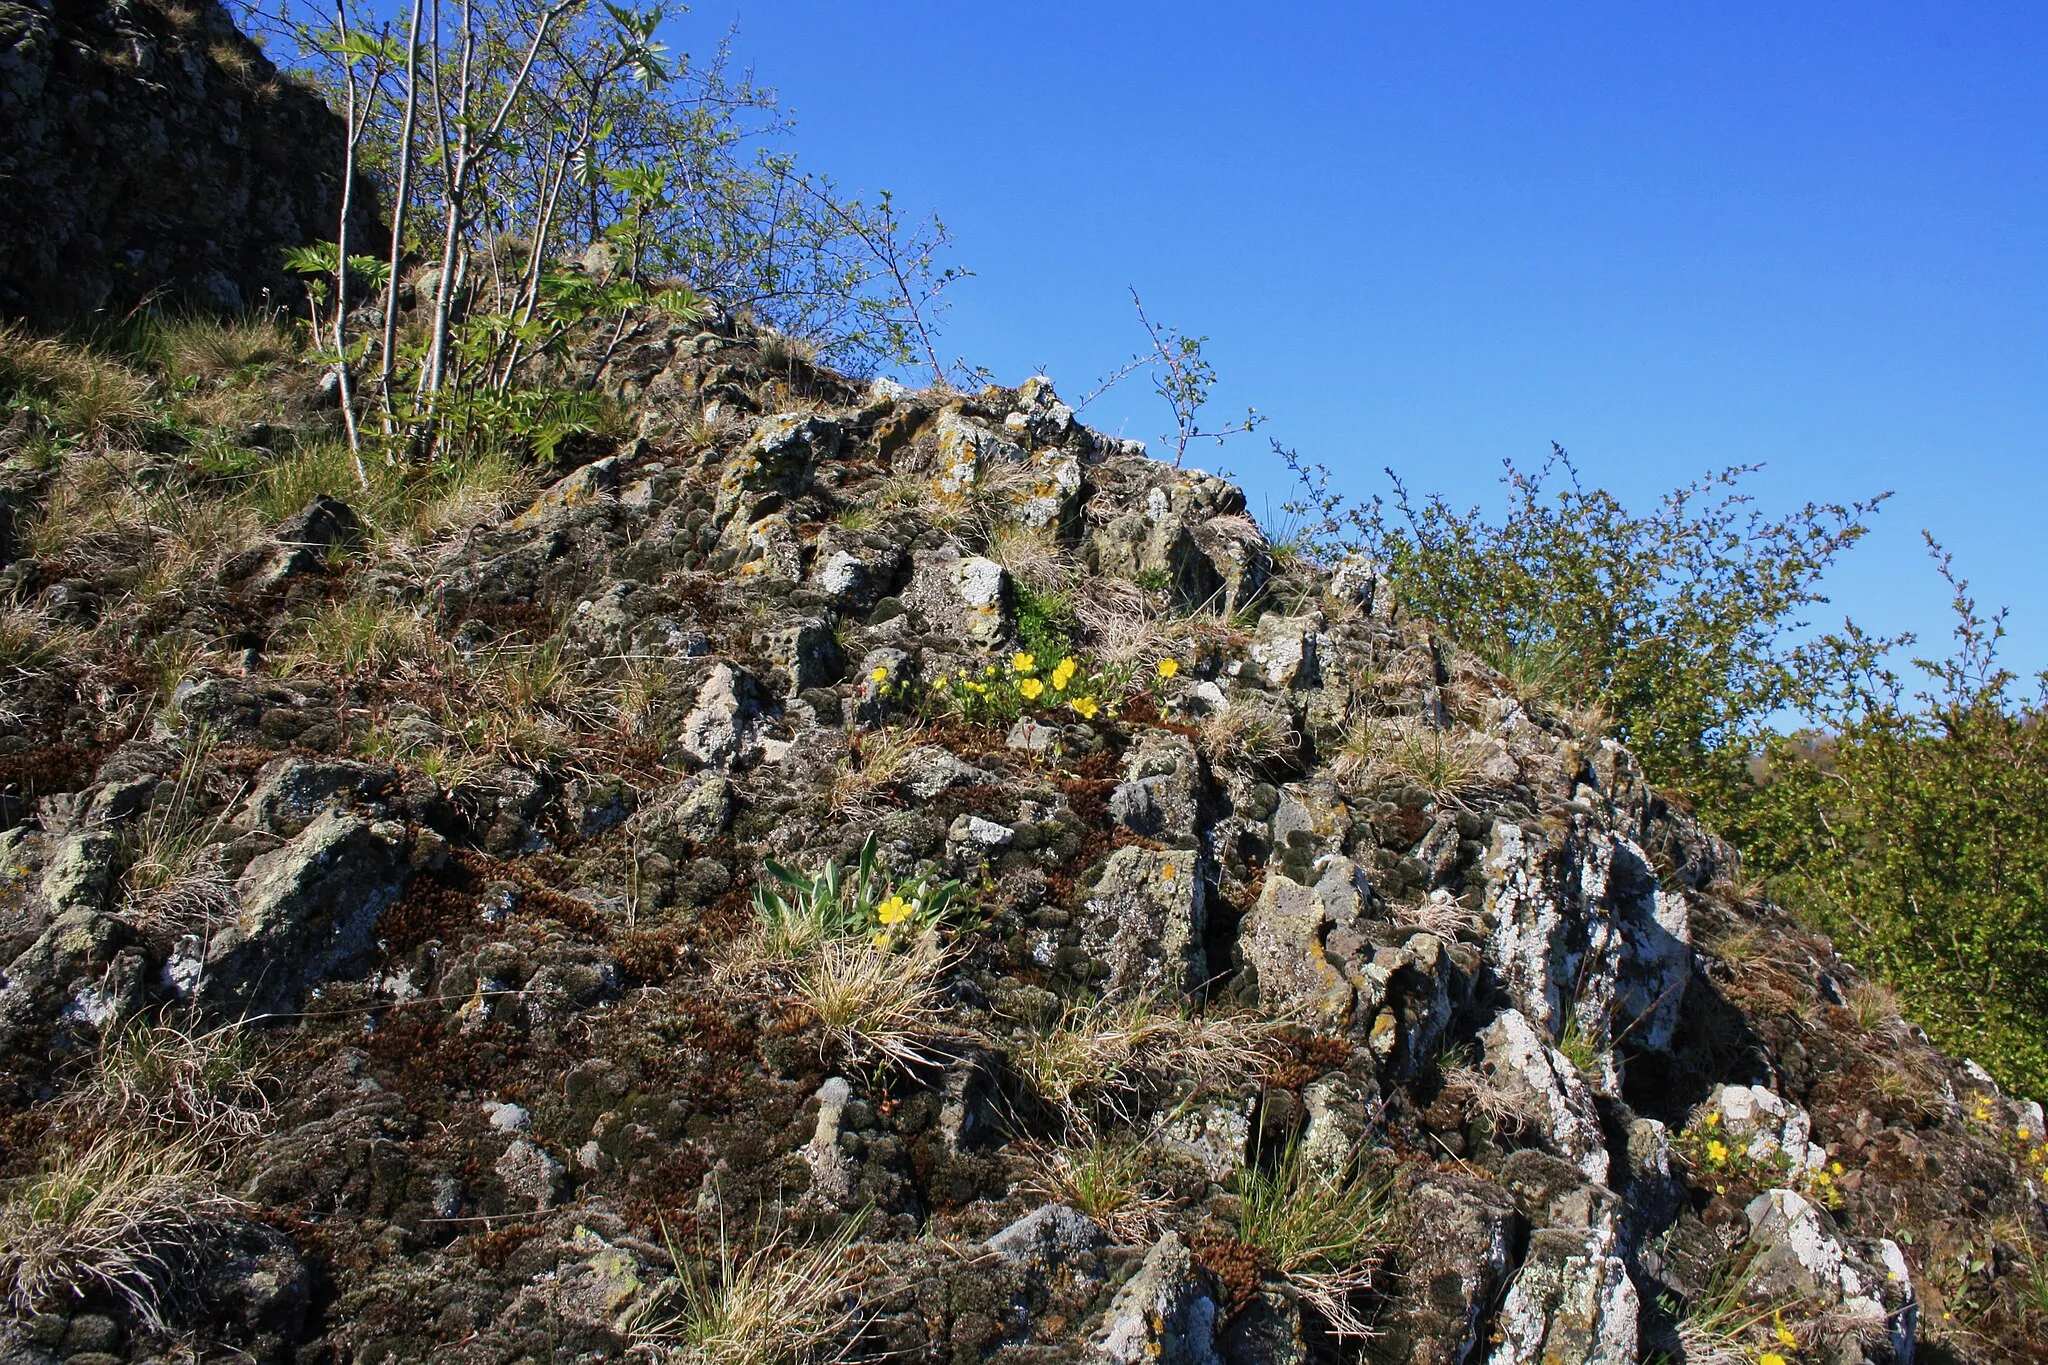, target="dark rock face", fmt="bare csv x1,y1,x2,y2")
0,0,381,322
